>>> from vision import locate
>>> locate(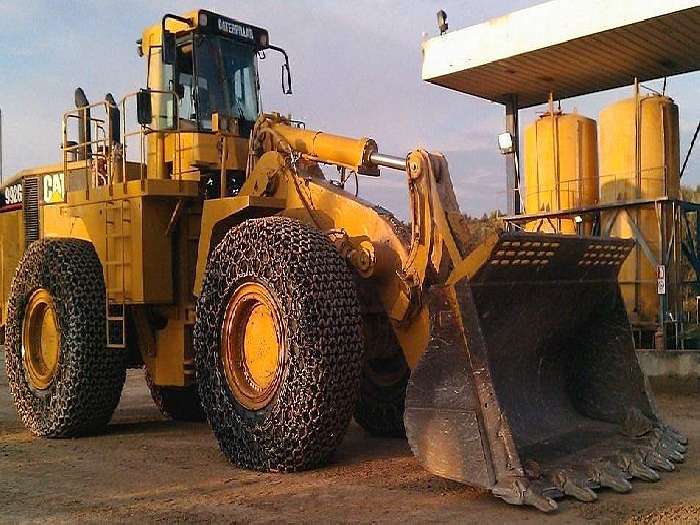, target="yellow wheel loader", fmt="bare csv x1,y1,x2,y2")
0,9,687,512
